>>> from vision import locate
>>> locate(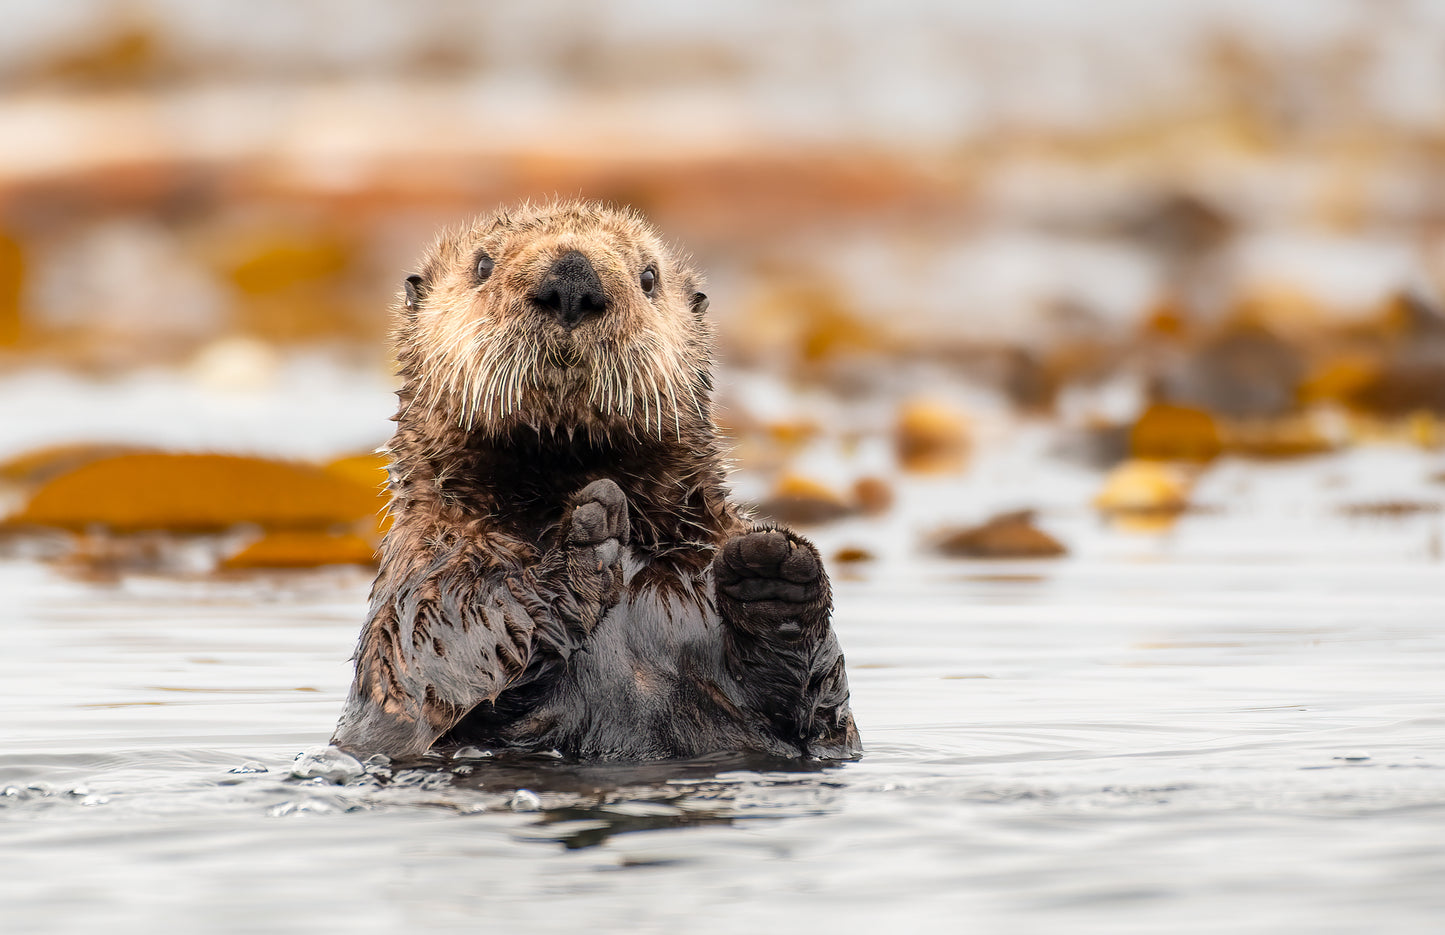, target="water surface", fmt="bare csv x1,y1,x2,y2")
2,370,1443,932
3,452,1443,934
